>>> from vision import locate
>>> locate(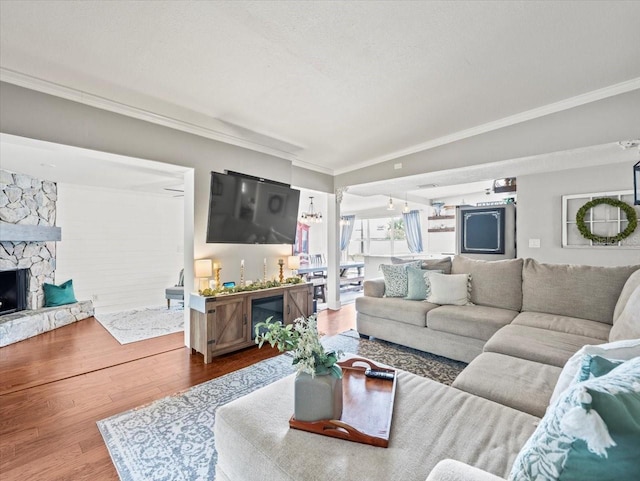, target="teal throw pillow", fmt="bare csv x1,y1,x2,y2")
380,261,421,298
578,355,624,382
44,279,77,307
509,357,640,481
406,267,443,300
406,267,427,300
